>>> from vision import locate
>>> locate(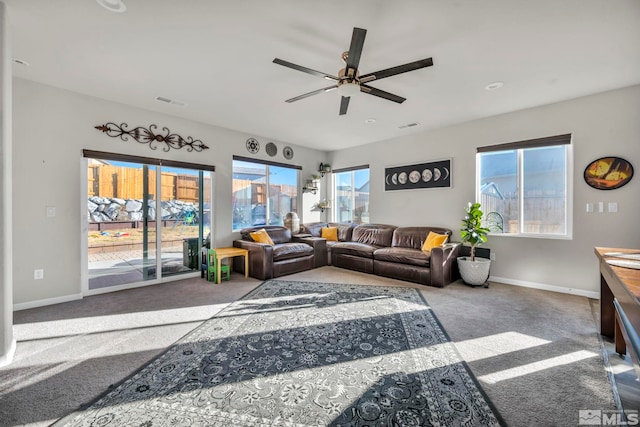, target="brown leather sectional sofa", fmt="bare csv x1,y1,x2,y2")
234,223,459,288
233,226,326,280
